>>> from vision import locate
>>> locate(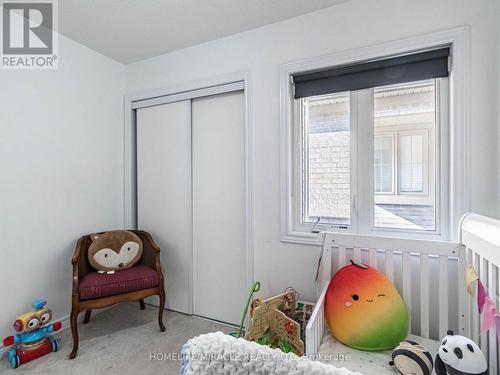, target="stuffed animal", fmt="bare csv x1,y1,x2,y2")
435,330,487,375
88,230,143,273
390,340,433,375
324,260,408,351
2,299,62,369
